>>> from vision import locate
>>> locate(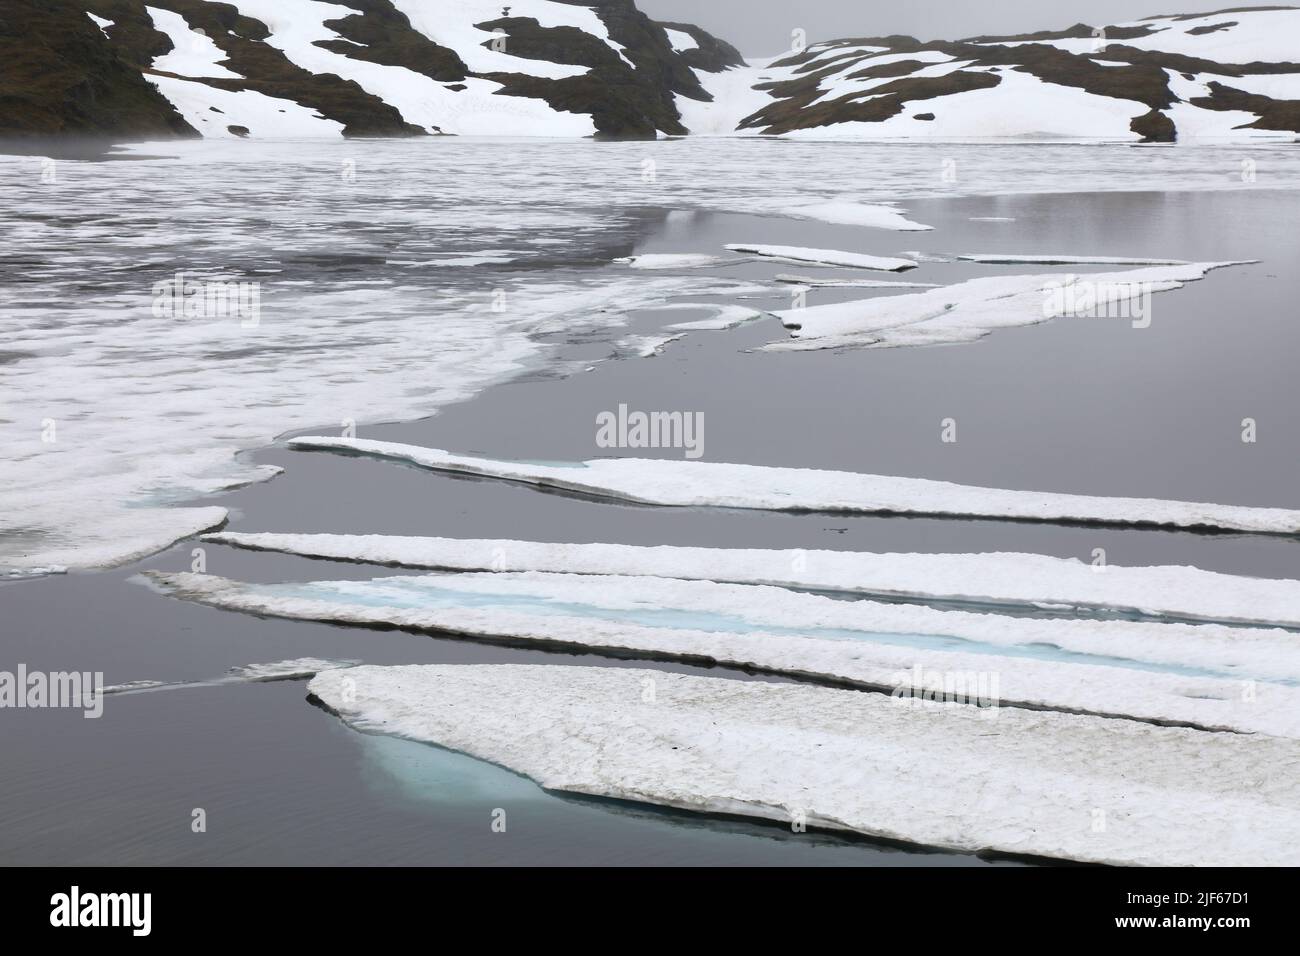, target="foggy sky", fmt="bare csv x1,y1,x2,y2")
638,0,1262,56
